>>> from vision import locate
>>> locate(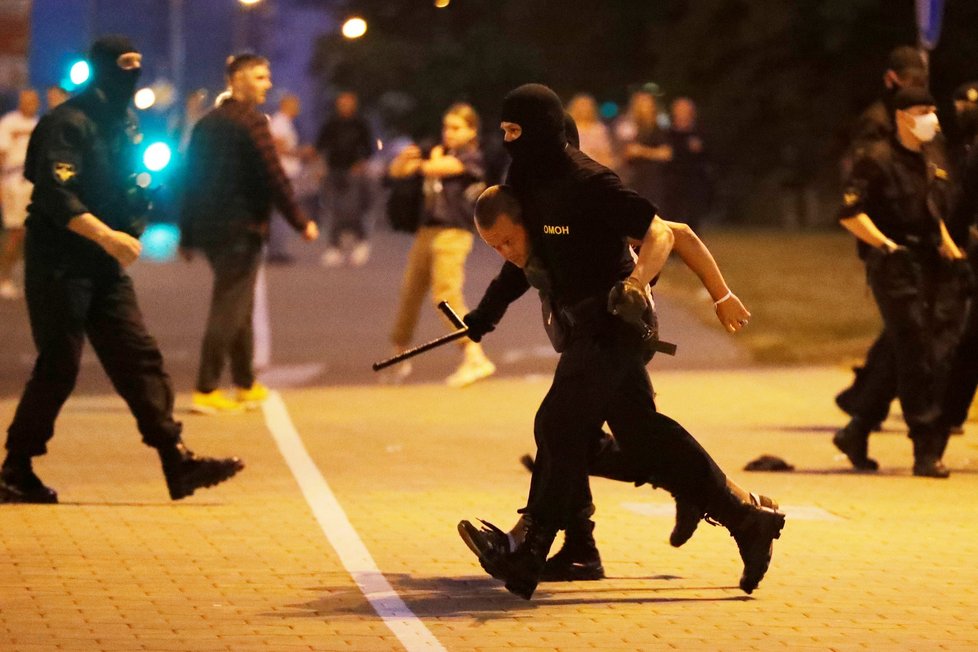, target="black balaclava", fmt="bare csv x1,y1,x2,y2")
500,83,567,173
89,35,141,111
